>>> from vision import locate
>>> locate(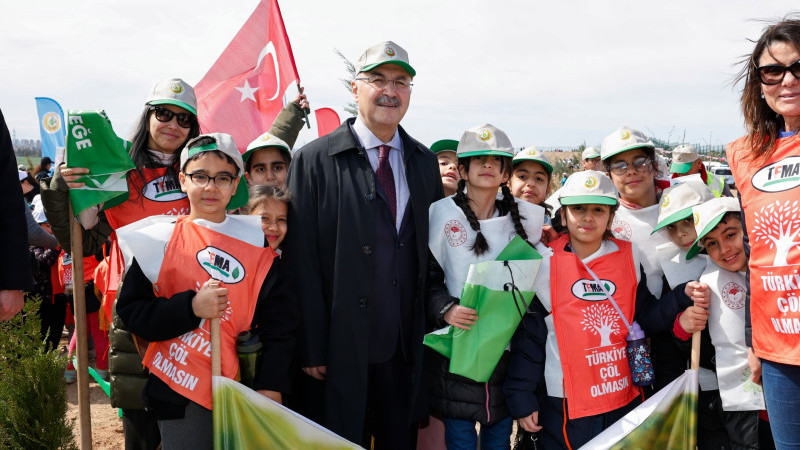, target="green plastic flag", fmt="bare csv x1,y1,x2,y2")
66,110,135,215
580,369,698,449
213,376,363,449
423,236,542,382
